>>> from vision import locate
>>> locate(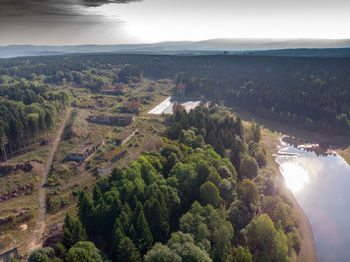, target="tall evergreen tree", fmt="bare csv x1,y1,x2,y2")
78,192,94,235
116,235,142,262
135,210,153,254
